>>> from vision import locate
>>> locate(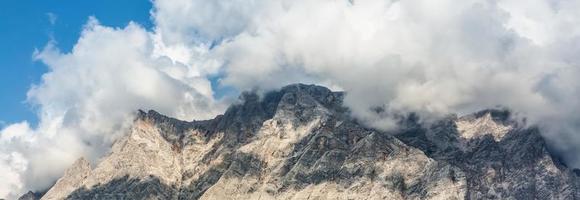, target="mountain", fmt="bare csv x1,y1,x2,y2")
30,84,580,199
16,191,43,200
396,110,579,199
